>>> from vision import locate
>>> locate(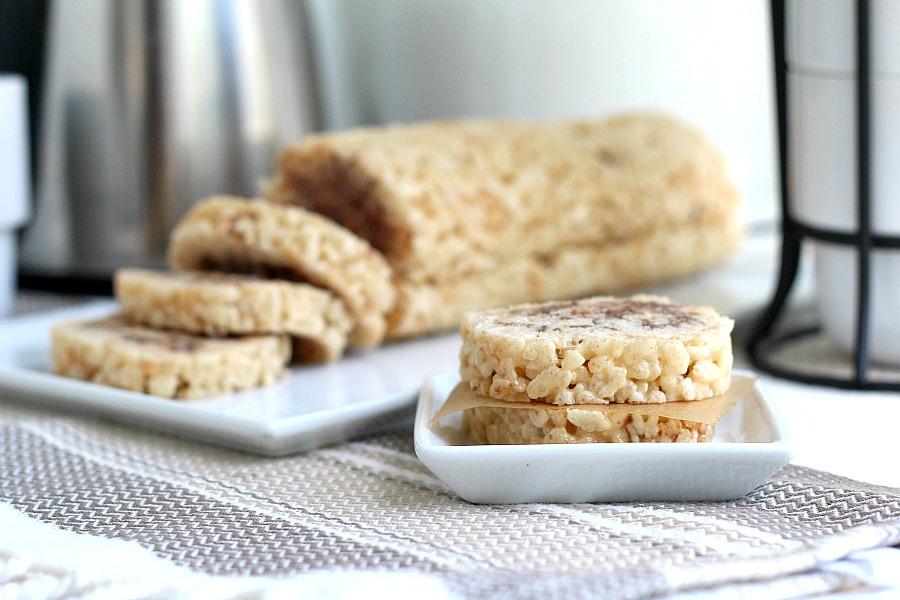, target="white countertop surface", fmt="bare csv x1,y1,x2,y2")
760,376,900,489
